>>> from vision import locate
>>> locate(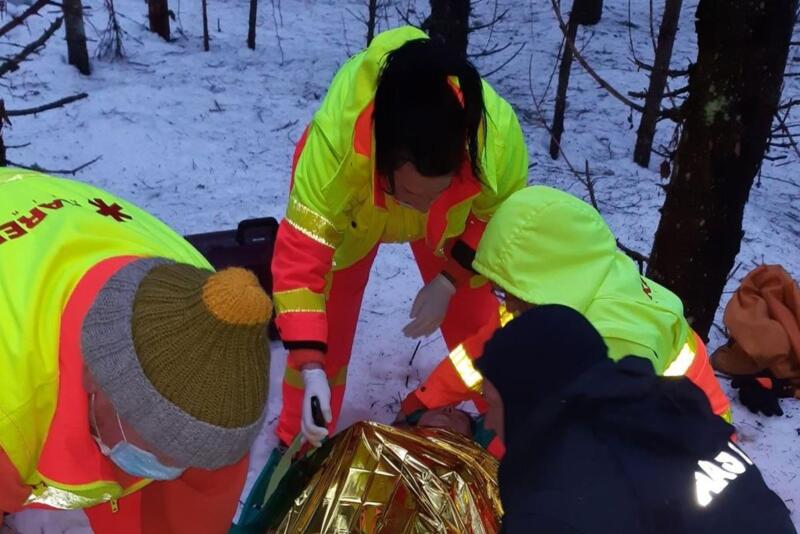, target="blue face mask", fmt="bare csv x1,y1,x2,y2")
91,394,186,481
